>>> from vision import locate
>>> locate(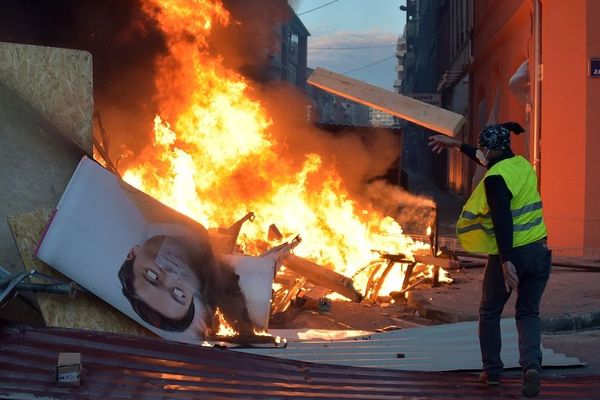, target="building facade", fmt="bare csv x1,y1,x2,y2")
402,0,600,256
370,109,396,128
398,0,440,181
468,0,600,256
393,36,407,93
307,68,372,126
268,7,310,91
436,0,472,196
